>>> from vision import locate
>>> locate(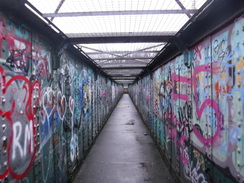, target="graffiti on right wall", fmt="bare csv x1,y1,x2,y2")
129,16,244,183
